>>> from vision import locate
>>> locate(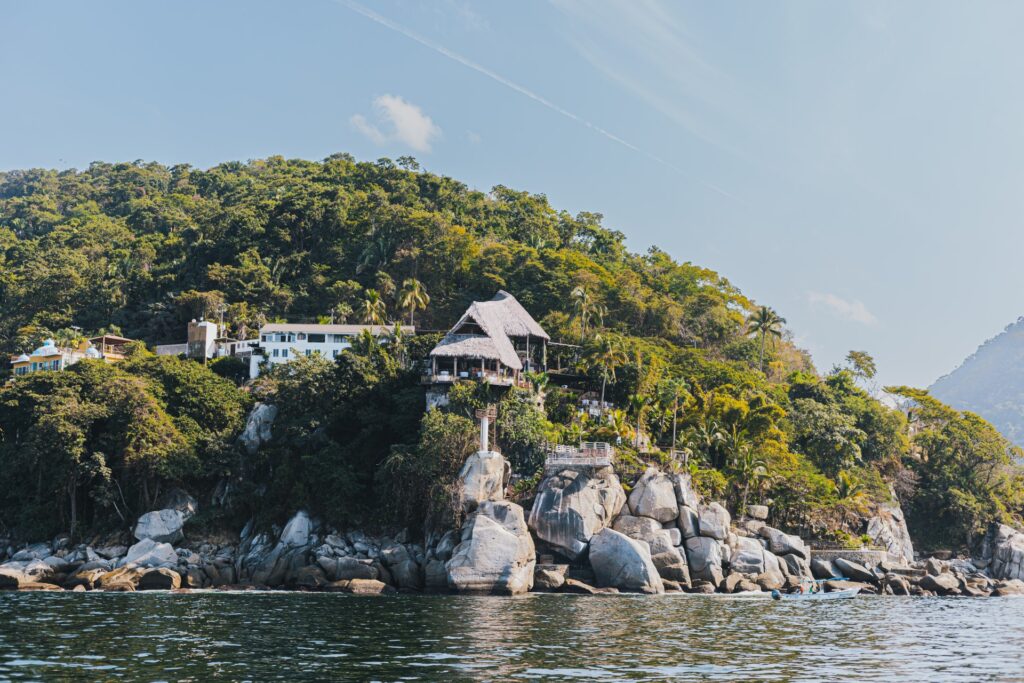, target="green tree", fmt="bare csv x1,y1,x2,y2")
398,278,430,327
360,289,388,325
746,306,786,372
